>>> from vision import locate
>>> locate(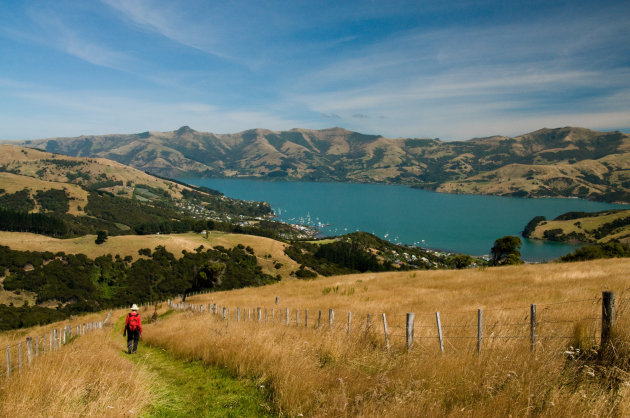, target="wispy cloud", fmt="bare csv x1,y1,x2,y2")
0,81,302,139
286,5,630,139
